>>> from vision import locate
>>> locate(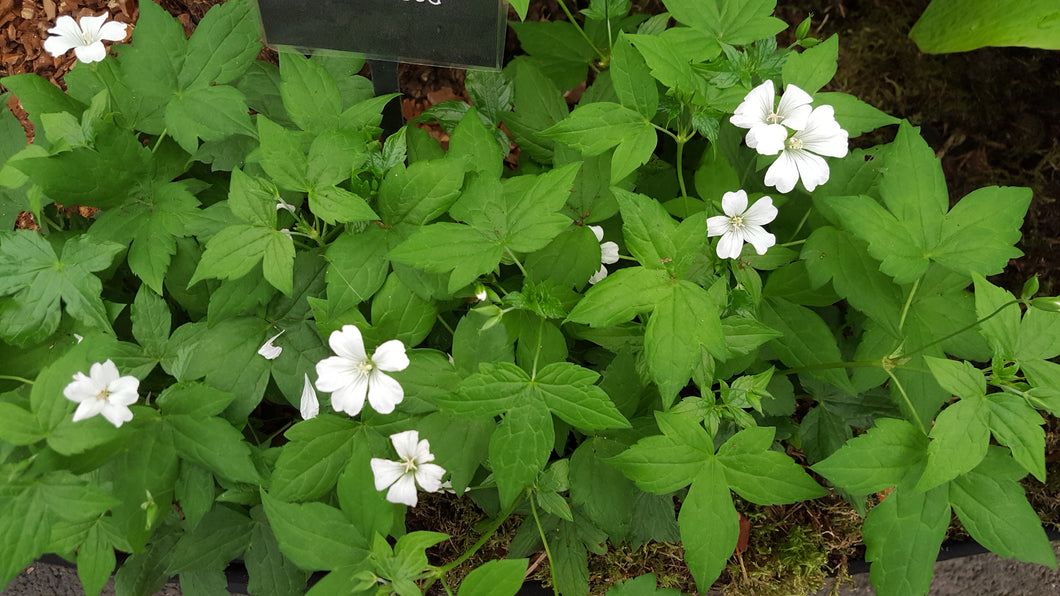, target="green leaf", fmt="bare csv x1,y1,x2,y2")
165,85,255,153
625,33,701,97
910,0,1060,52
614,188,676,271
542,102,647,156
449,107,505,178
167,414,260,484
782,34,838,94
245,510,310,596
759,297,855,393
77,522,115,596
156,382,236,417
915,396,990,492
459,559,529,596
280,51,342,133
606,573,681,596
814,92,899,137
307,186,378,226
949,450,1057,568
879,122,948,249
389,222,503,293
985,394,1046,482
567,267,671,327
179,0,262,88
509,21,594,91
570,439,635,541
491,400,554,507
611,34,659,119
924,357,985,399
0,74,85,130
166,504,253,573
607,412,714,494
503,59,568,163
0,484,52,586
0,232,122,344
862,484,950,595
378,159,465,227
260,491,369,571
131,285,171,358
932,186,1031,277
664,0,785,44
337,440,401,540
971,273,1020,357
716,427,828,504
175,462,215,529
270,415,360,502
190,225,295,295
0,402,44,445
646,281,728,404
817,194,929,284
680,462,738,592
813,418,928,495
535,362,630,430
325,227,390,309
1016,306,1060,360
